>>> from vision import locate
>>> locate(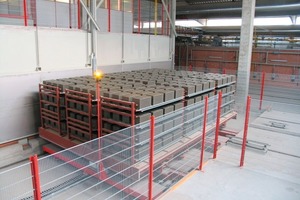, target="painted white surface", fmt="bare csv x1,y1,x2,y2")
38,29,88,71
97,32,123,66
123,34,149,63
150,35,170,62
0,26,37,74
